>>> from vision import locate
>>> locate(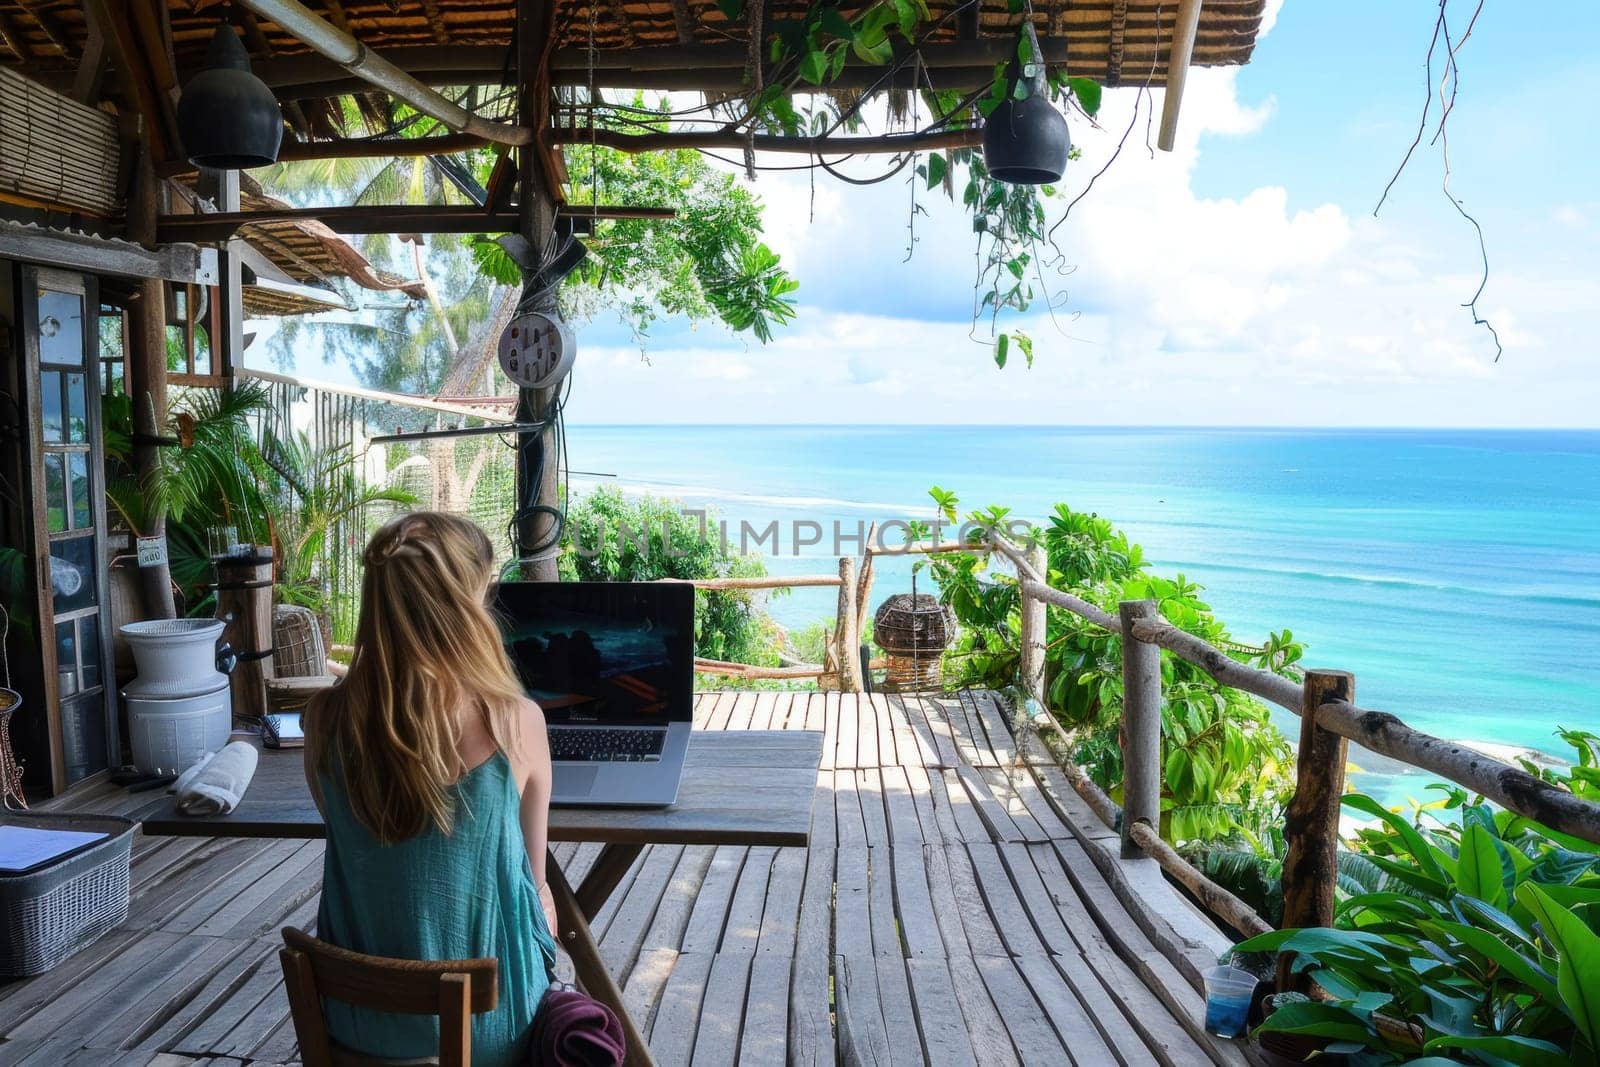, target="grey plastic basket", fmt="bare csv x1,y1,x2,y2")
0,811,135,978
